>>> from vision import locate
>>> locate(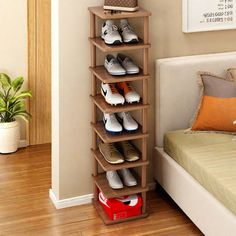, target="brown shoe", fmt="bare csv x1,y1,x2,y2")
99,143,124,164
117,141,140,162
